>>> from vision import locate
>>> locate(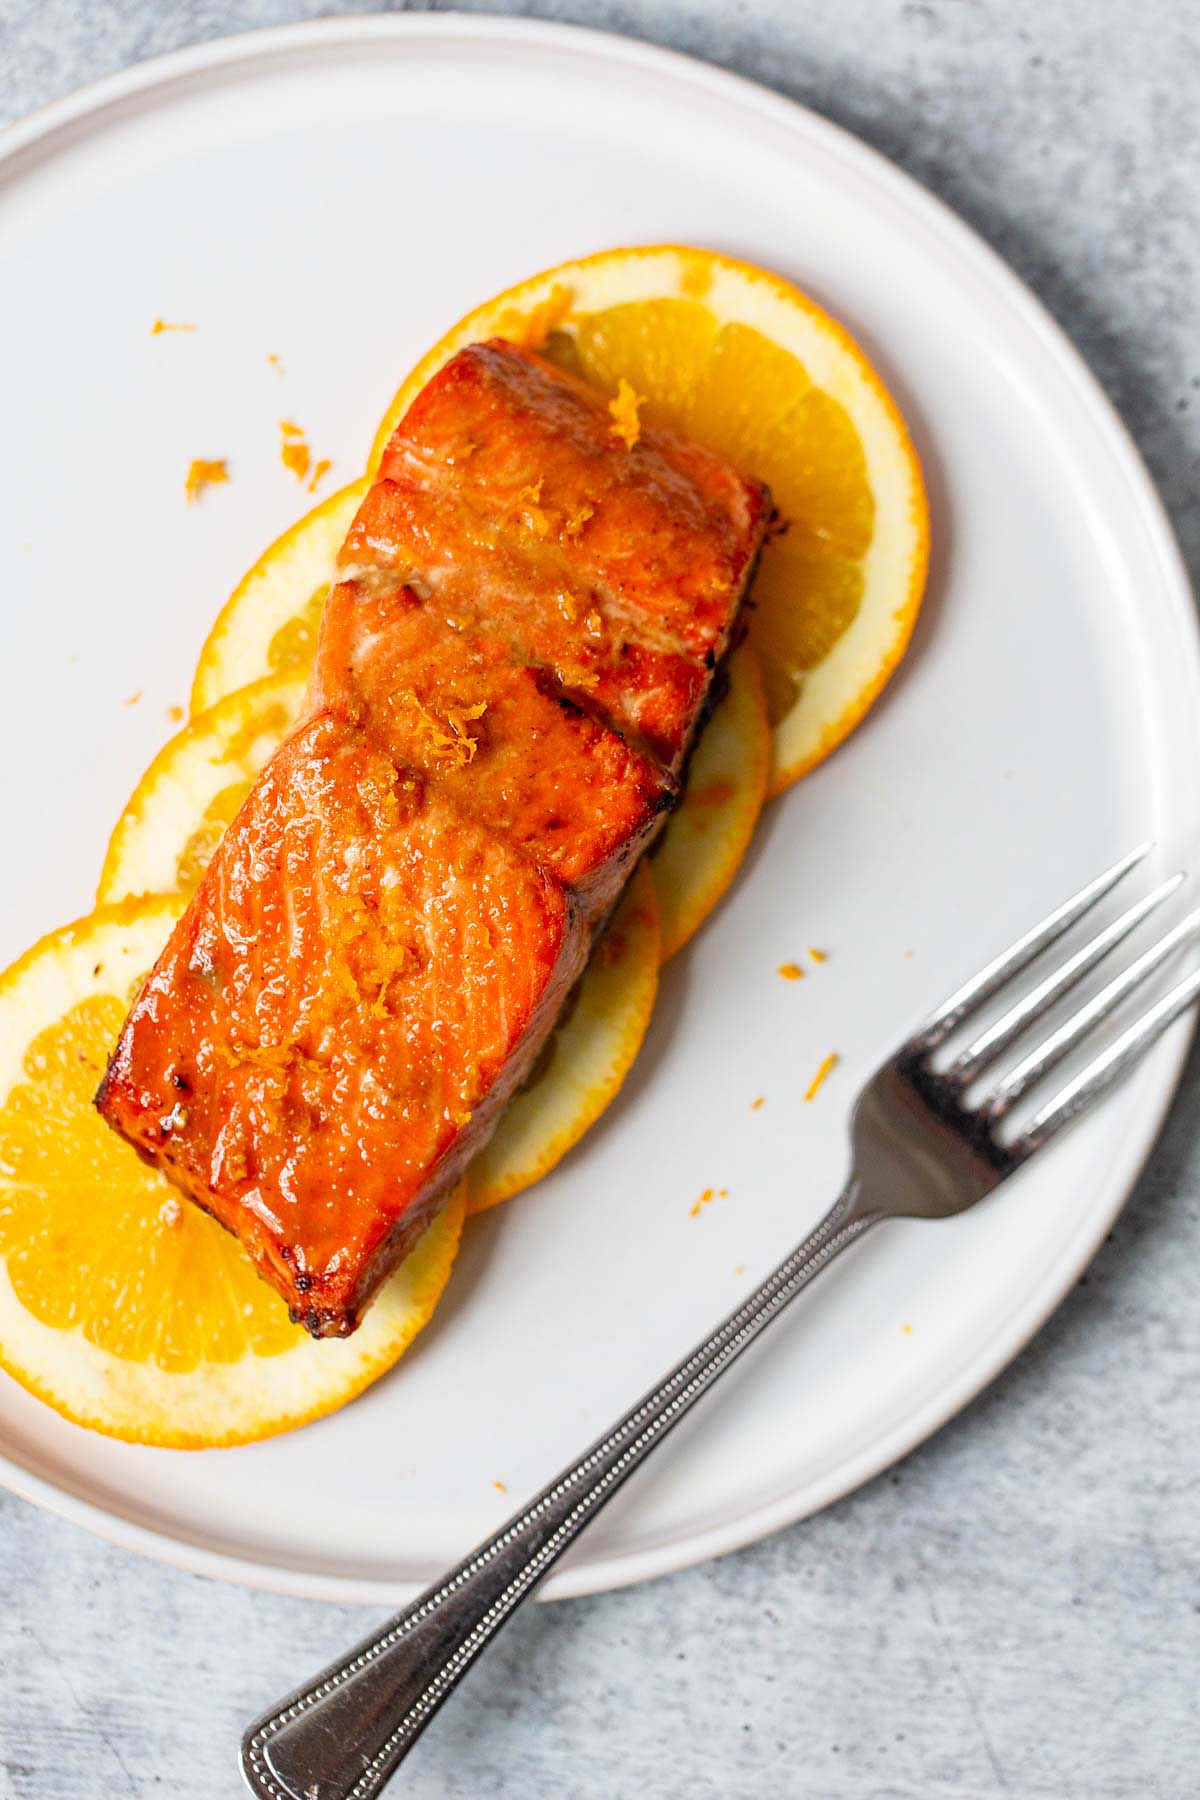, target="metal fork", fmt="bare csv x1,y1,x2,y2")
241,843,1200,1800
